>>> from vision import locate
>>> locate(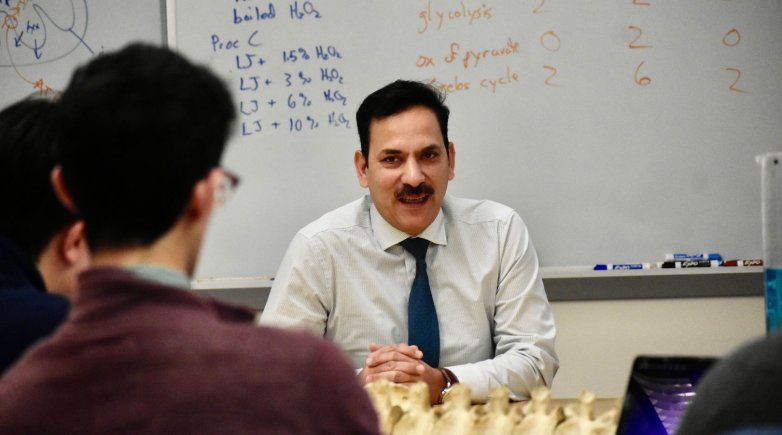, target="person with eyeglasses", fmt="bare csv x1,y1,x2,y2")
216,167,242,206
0,43,380,435
0,97,91,375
